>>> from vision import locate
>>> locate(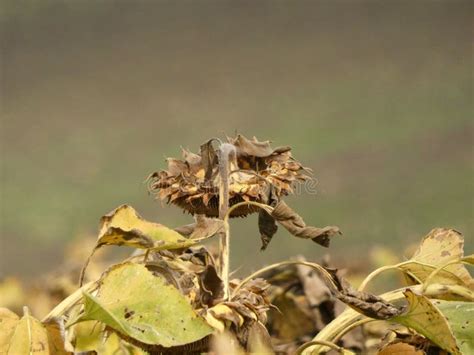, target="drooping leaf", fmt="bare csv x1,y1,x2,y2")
257,185,279,250
199,265,224,306
96,205,197,250
328,269,401,320
393,290,460,354
270,201,341,247
183,214,224,240
76,263,213,348
432,299,474,354
399,229,473,288
80,205,206,285
258,209,278,251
